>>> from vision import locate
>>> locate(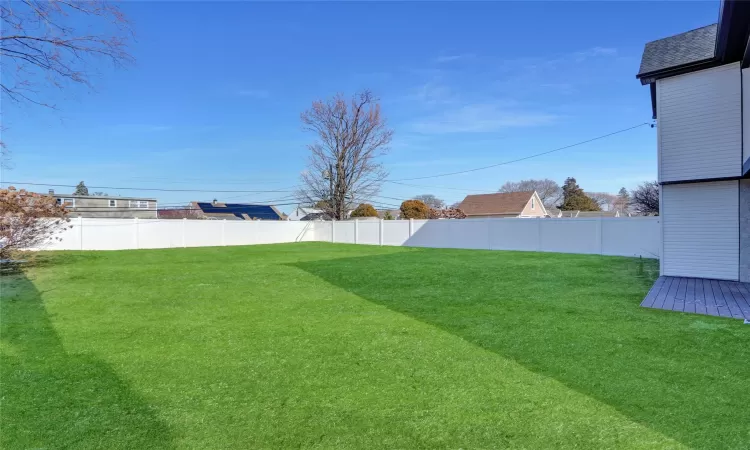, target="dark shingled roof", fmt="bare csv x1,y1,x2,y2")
637,24,717,78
